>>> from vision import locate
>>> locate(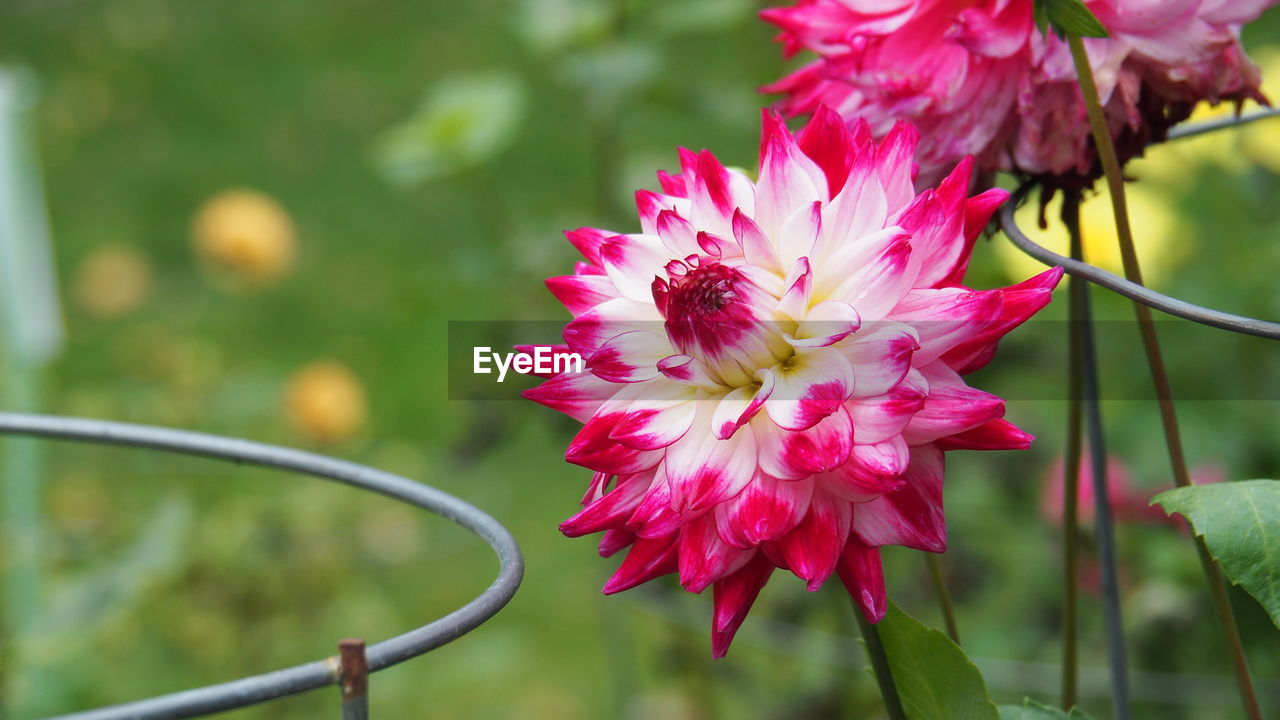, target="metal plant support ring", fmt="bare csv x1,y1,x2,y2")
0,412,524,720
999,108,1280,341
